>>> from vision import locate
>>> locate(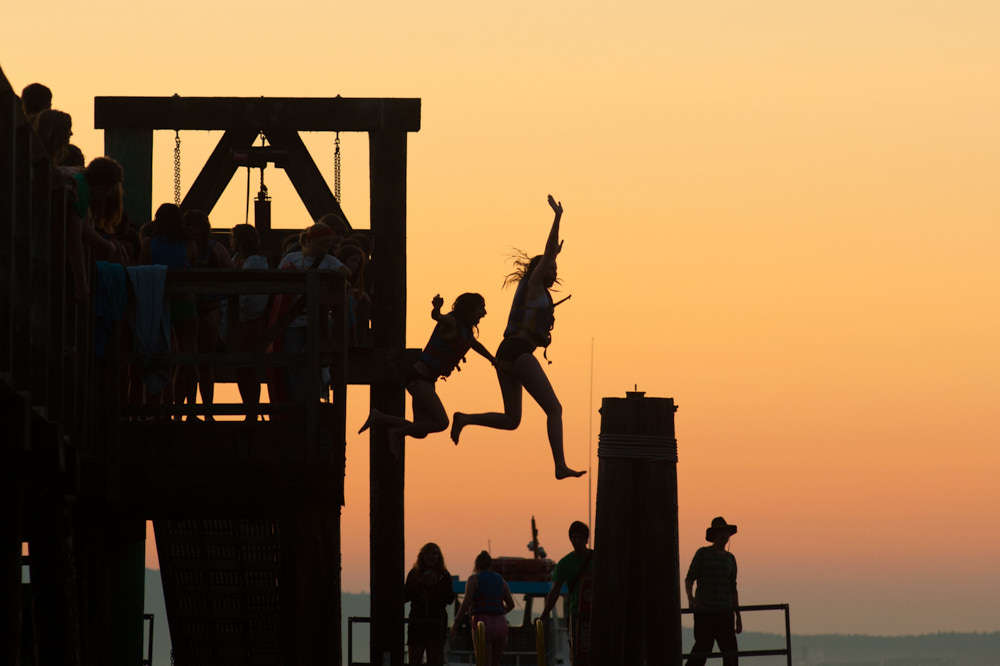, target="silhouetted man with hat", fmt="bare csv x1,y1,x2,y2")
685,517,742,666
